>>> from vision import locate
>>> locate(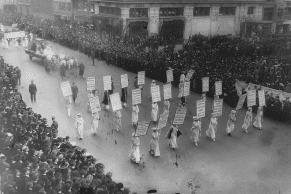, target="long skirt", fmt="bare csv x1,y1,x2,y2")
150,140,160,157
132,112,138,125
129,145,140,163
226,120,235,133
253,116,262,129
206,124,216,139
169,136,178,149
151,110,158,122
76,127,83,139
191,129,200,143
91,119,99,133
242,118,251,130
